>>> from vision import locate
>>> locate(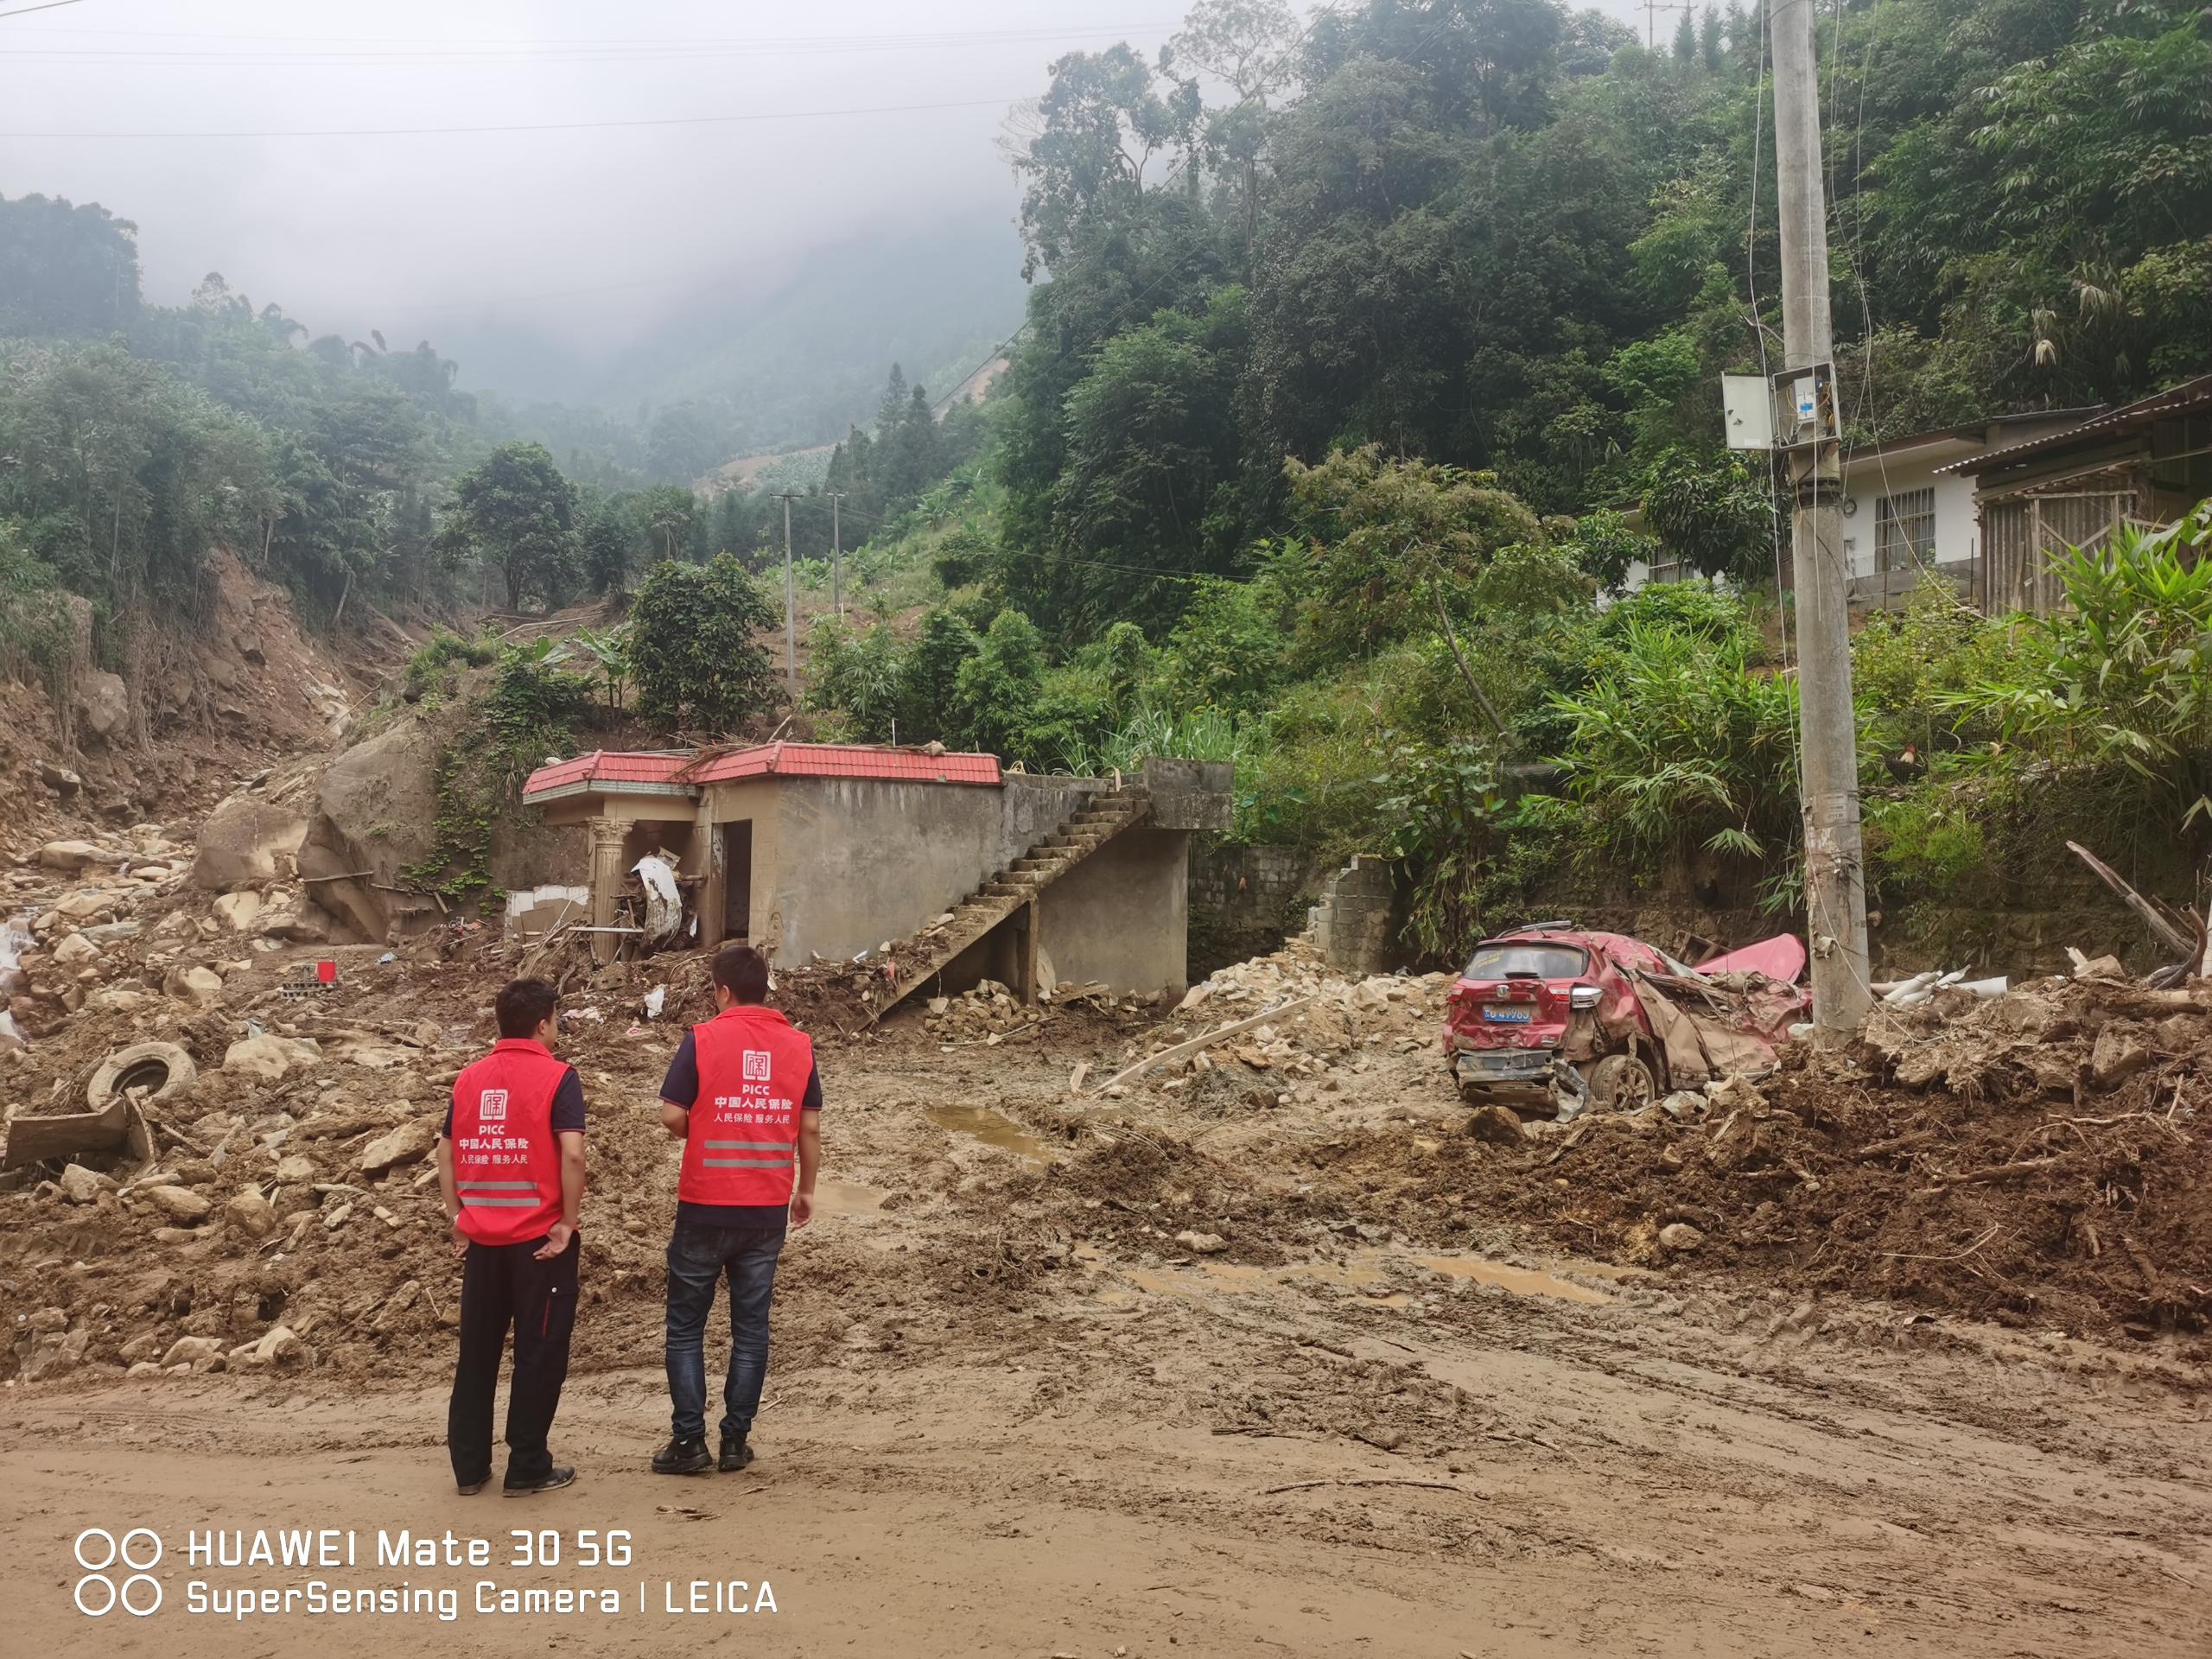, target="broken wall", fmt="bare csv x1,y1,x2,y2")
1036,824,1190,997
1187,842,1319,976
